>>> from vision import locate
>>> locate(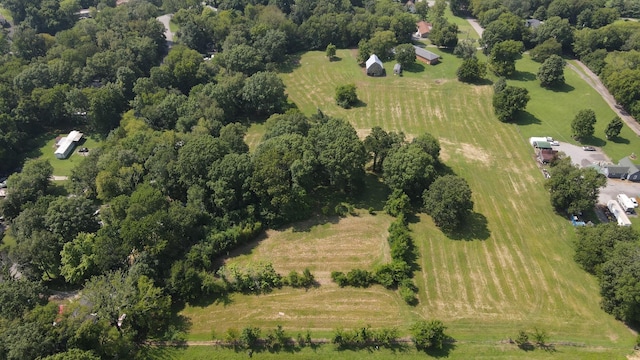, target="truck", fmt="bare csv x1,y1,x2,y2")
617,194,637,213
